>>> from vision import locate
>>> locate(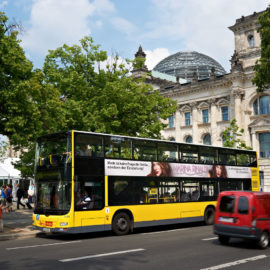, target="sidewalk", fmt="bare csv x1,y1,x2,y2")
0,202,39,241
